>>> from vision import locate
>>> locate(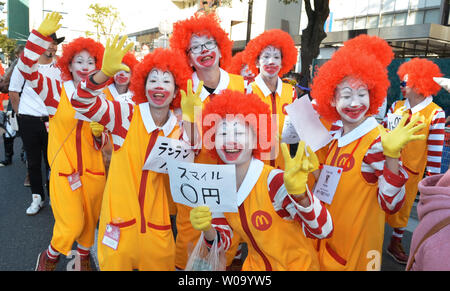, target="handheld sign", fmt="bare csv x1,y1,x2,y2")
142,136,195,173
167,159,238,213
284,96,332,152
